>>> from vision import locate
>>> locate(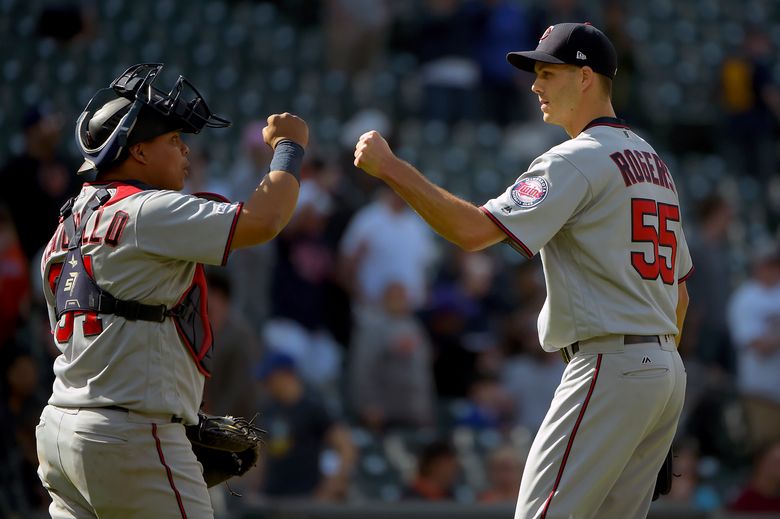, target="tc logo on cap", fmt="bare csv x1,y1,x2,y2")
539,25,554,42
